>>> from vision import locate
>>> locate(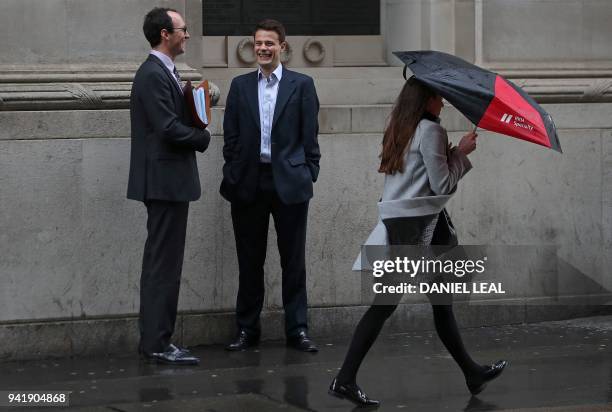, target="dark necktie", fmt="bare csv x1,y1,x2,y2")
173,67,182,87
